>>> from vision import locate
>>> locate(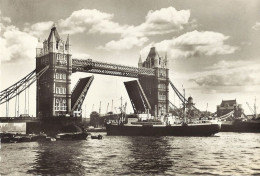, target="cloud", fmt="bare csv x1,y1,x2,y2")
139,7,190,36
0,10,12,33
98,36,148,50
58,9,127,35
22,6,189,51
189,60,260,93
140,30,238,59
0,12,37,63
0,10,11,23
57,7,191,50
252,22,260,30
72,53,91,59
101,7,191,50
206,60,254,70
191,73,255,87
24,21,53,37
